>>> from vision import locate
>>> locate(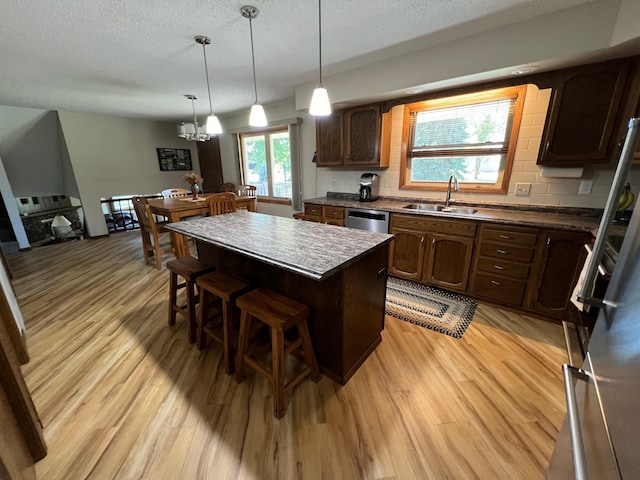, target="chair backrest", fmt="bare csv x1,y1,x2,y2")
237,184,257,197
161,188,190,198
207,193,236,216
222,183,236,193
132,196,166,240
